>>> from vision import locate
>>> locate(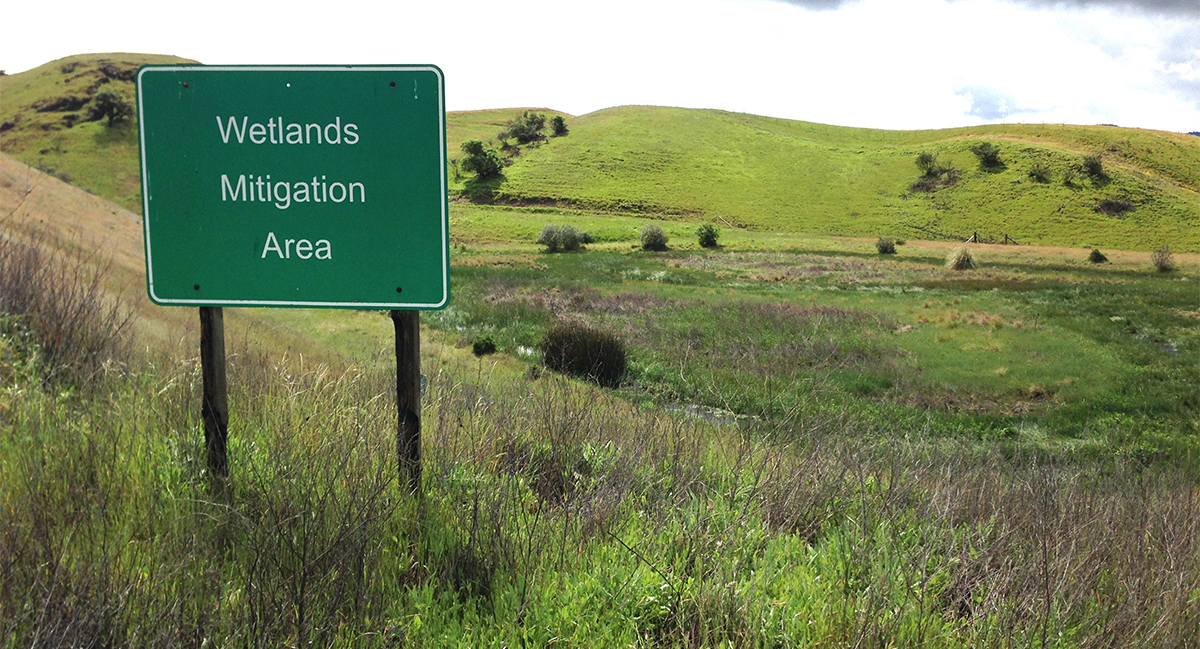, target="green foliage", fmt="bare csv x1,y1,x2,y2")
1028,164,1051,183
911,152,960,192
85,90,132,127
550,115,568,136
1082,155,1105,179
504,111,547,144
537,224,586,253
969,142,1002,167
875,237,896,254
1089,248,1108,263
460,139,503,180
696,223,720,248
946,247,977,270
640,224,669,251
915,152,940,177
1151,245,1174,272
472,334,497,356
540,320,627,386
